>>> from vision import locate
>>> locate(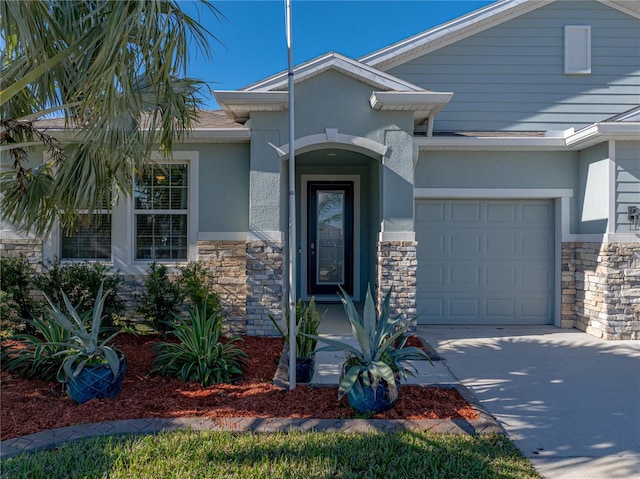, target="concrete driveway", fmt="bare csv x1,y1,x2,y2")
417,326,640,479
